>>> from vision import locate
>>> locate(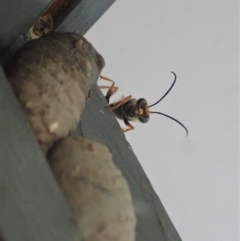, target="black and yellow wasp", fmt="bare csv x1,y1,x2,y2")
99,71,188,136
